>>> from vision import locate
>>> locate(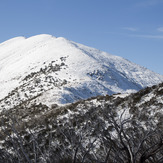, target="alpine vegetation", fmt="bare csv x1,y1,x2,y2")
0,82,163,162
